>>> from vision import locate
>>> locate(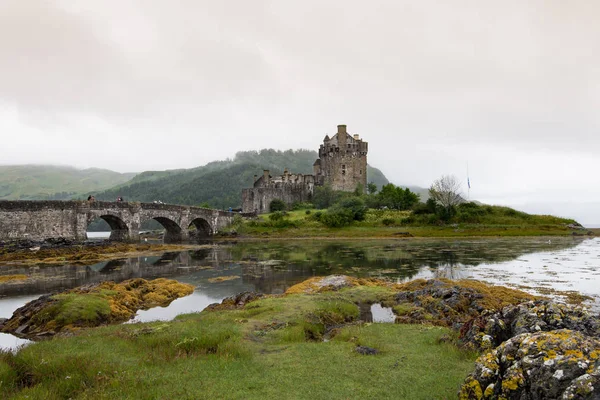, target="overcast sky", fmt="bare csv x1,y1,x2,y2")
1,1,599,224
